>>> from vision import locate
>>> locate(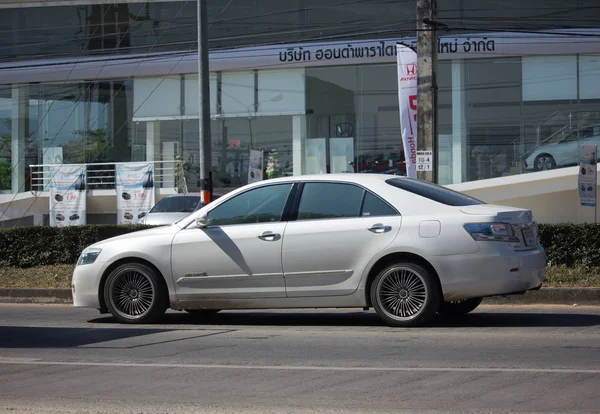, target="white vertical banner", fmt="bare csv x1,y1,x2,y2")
330,138,355,173
248,149,264,183
397,44,418,178
305,138,327,174
578,145,597,208
116,163,155,224
49,165,87,227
